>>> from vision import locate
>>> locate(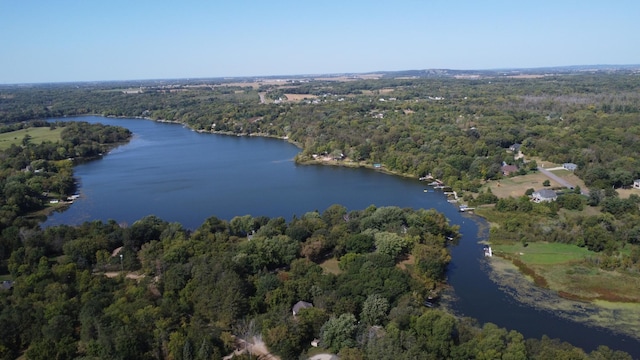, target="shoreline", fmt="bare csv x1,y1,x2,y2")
49,115,638,309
